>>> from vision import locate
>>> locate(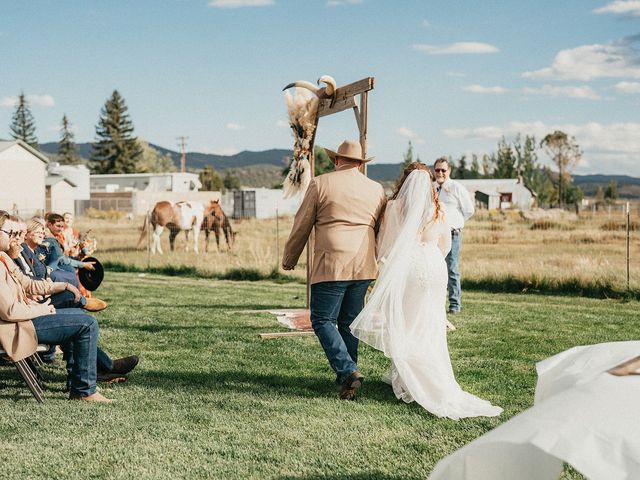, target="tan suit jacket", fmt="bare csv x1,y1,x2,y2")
283,164,387,285
0,252,64,361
